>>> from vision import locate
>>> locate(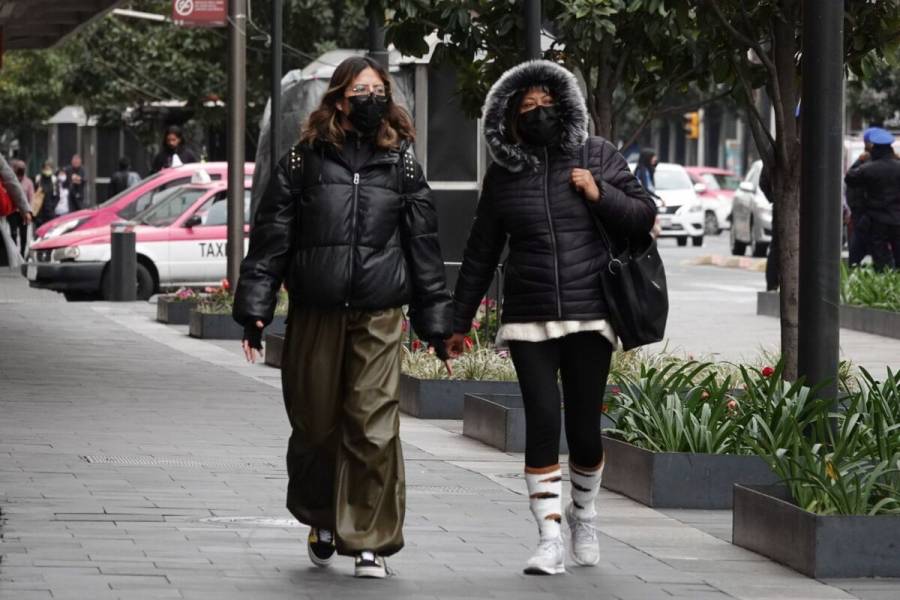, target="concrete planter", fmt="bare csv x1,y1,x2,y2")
156,296,199,325
399,375,520,420
757,291,900,339
601,436,779,509
265,332,285,368
733,484,900,578
189,310,286,340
